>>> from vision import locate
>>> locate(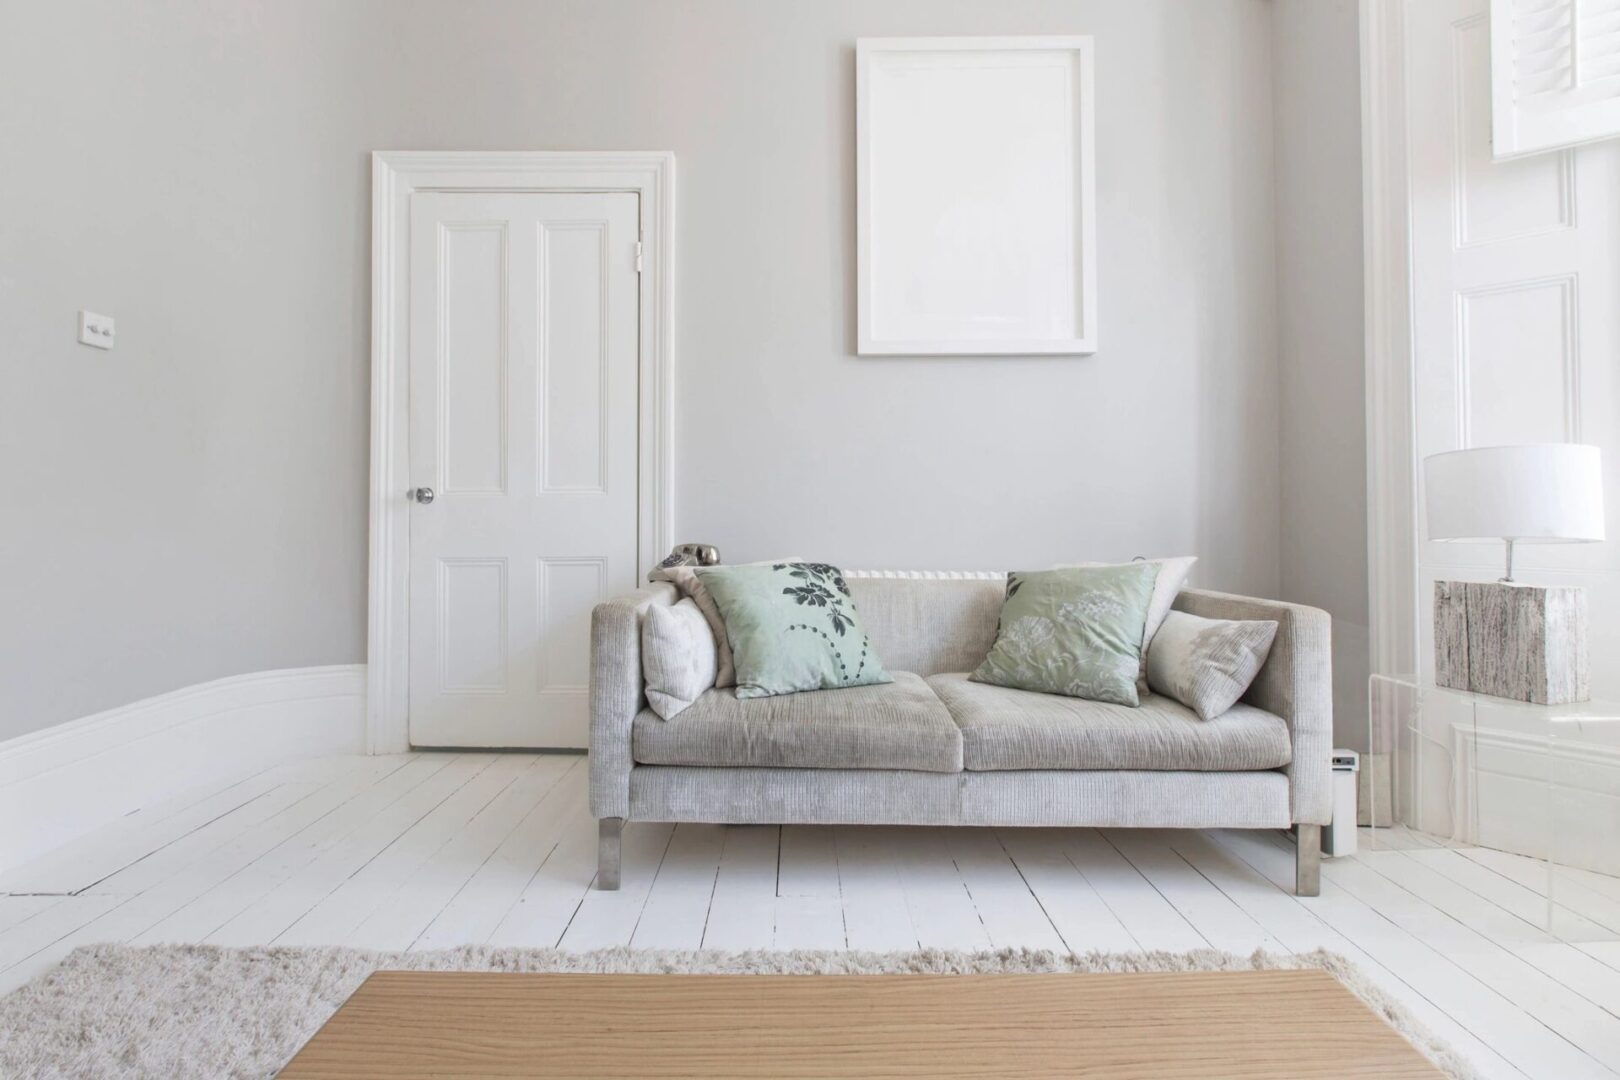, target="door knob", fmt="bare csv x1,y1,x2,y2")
413,487,435,505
